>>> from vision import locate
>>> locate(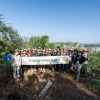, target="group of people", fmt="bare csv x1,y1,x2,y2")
11,47,89,81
